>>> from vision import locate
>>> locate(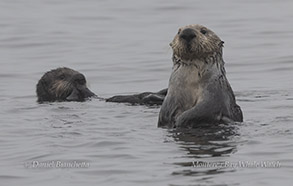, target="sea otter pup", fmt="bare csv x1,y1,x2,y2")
36,67,96,103
158,24,243,128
